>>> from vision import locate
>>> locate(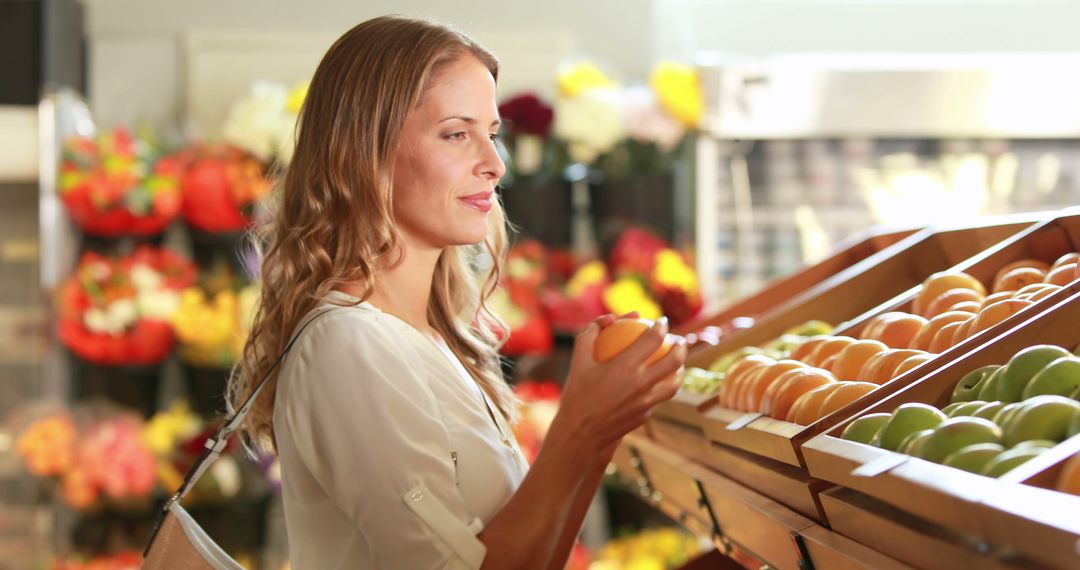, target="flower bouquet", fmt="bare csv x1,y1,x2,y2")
221,80,308,166
56,246,197,367
511,381,562,464
603,228,703,326
58,128,182,237
178,144,272,233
